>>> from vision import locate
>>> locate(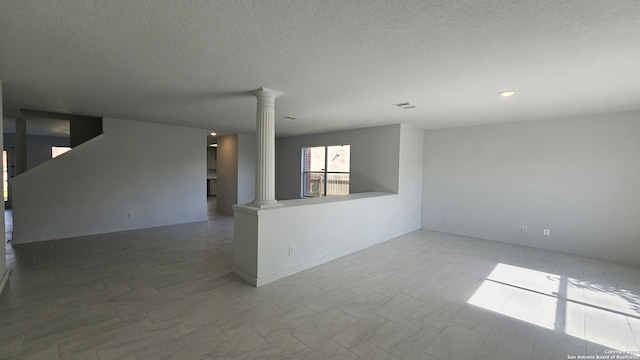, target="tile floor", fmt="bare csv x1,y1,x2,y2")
1,204,640,359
